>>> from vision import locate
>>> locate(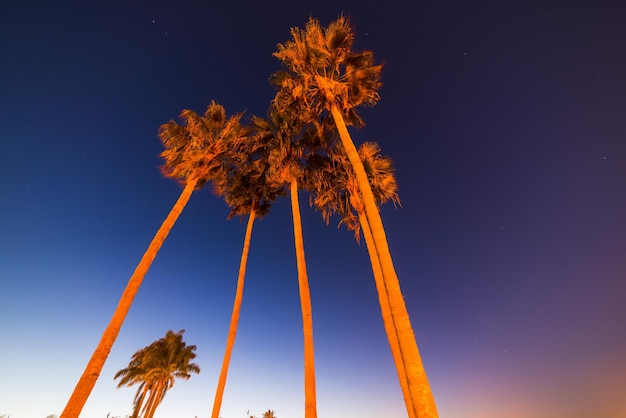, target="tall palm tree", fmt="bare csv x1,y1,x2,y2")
115,329,200,418
254,110,318,418
273,17,437,418
60,101,244,418
209,123,283,418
